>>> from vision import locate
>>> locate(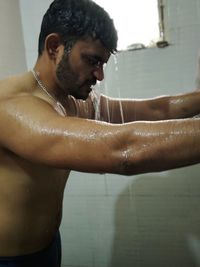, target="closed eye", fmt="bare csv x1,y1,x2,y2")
82,54,103,69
